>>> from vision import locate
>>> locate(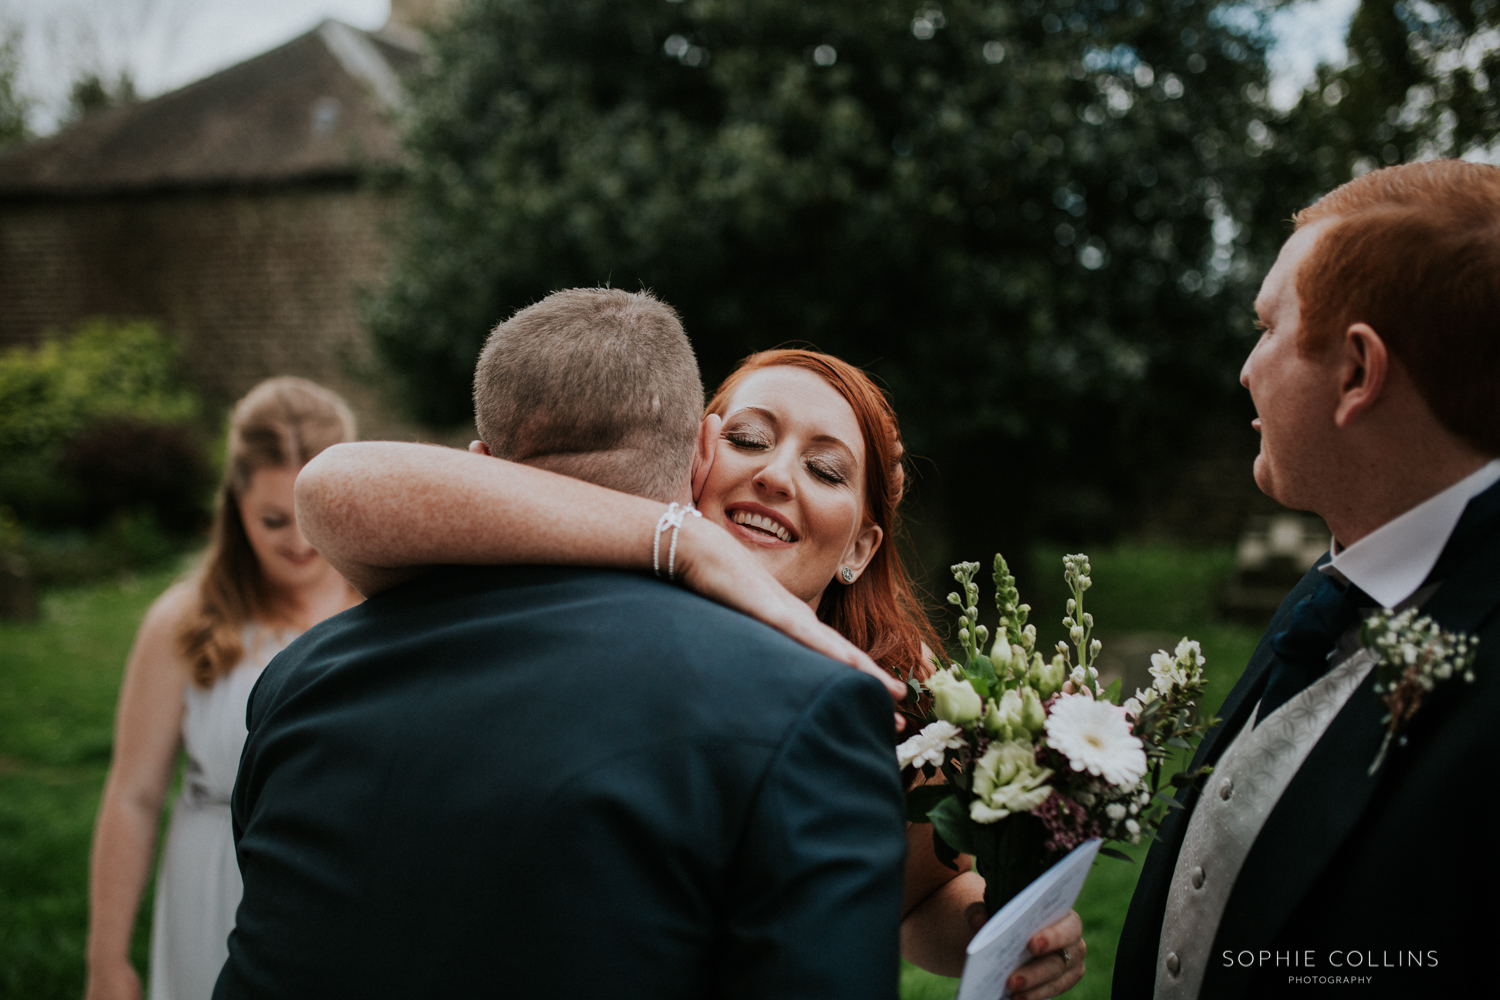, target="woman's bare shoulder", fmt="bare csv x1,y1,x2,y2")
135,579,201,649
